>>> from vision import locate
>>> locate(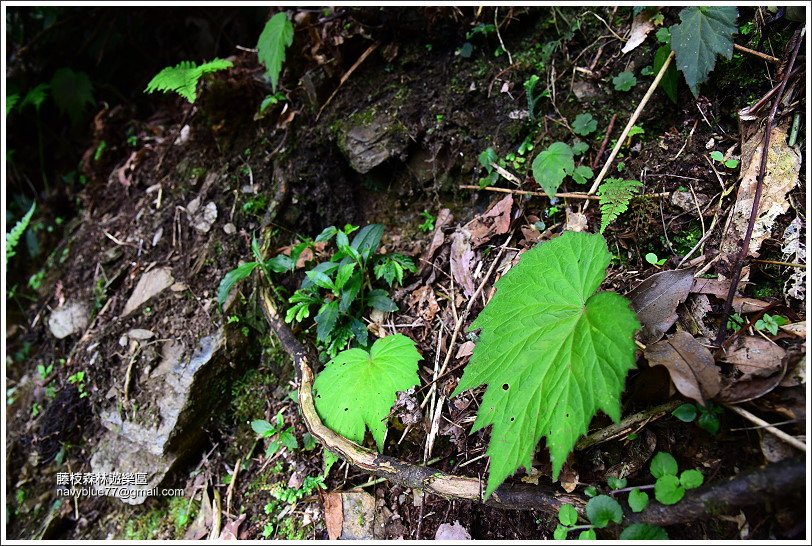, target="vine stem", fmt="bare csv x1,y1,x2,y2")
609,484,655,496
715,27,804,346
586,50,675,196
